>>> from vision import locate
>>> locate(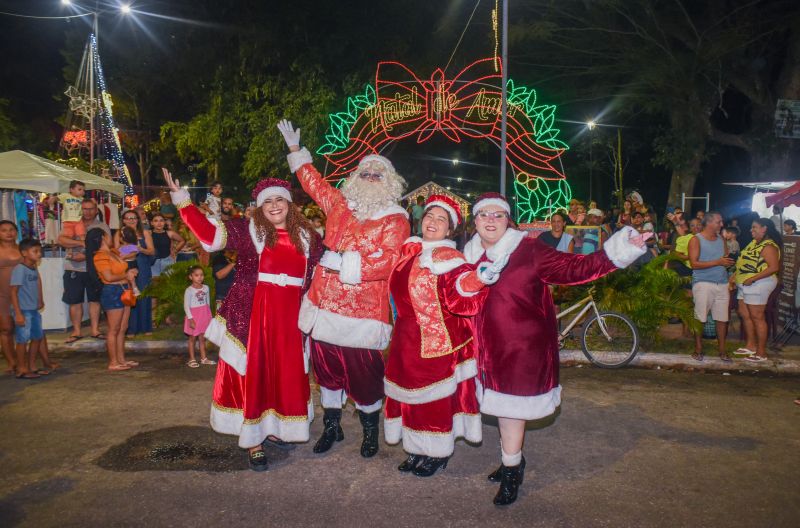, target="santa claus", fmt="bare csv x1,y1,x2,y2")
277,120,411,458
164,169,322,472
463,192,649,505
